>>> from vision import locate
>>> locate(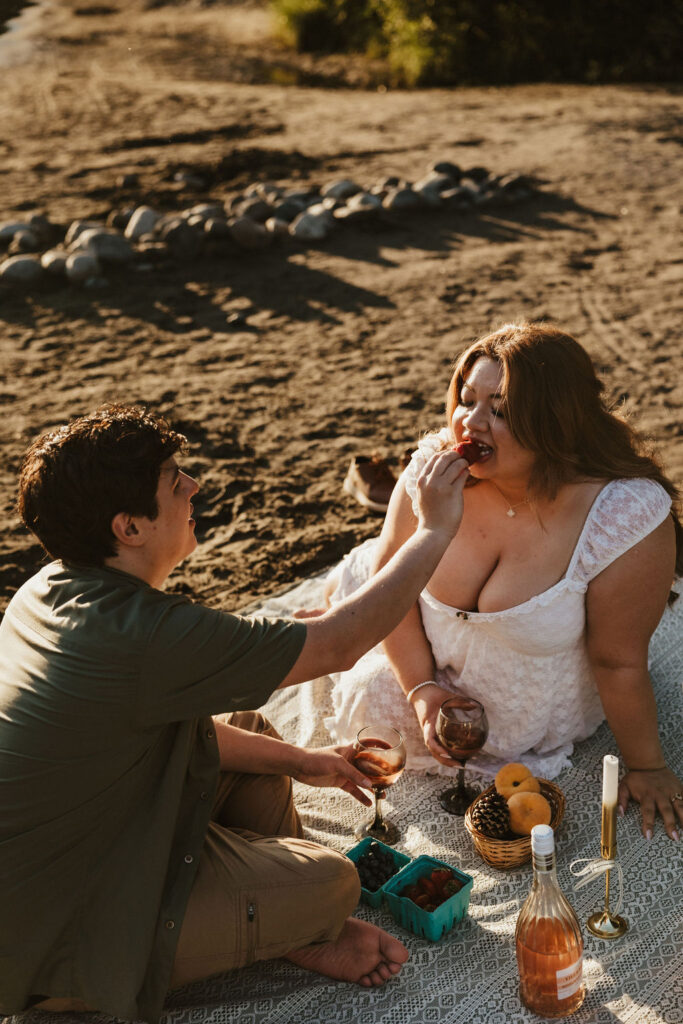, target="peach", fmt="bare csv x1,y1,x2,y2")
494,762,540,799
507,791,552,835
